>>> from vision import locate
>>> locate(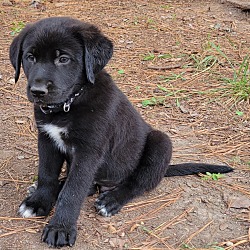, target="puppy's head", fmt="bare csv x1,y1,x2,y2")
9,17,113,106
